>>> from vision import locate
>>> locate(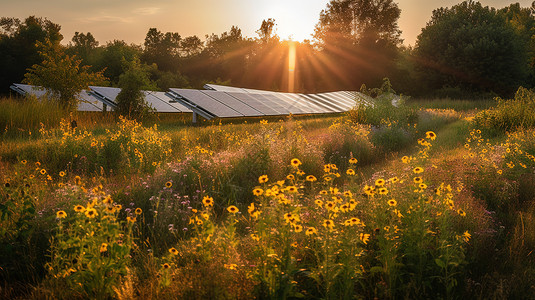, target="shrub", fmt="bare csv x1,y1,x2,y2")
474,87,535,131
